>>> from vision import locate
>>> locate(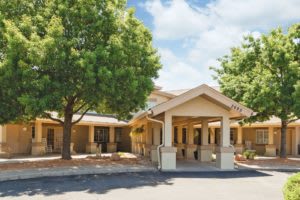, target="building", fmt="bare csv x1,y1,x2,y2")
0,84,300,171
